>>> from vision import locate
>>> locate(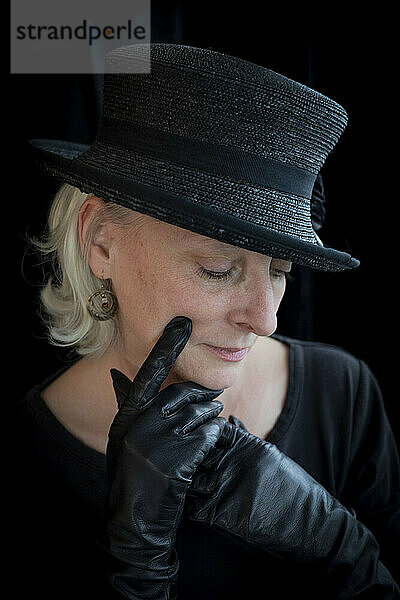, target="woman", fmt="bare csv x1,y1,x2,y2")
19,43,399,598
